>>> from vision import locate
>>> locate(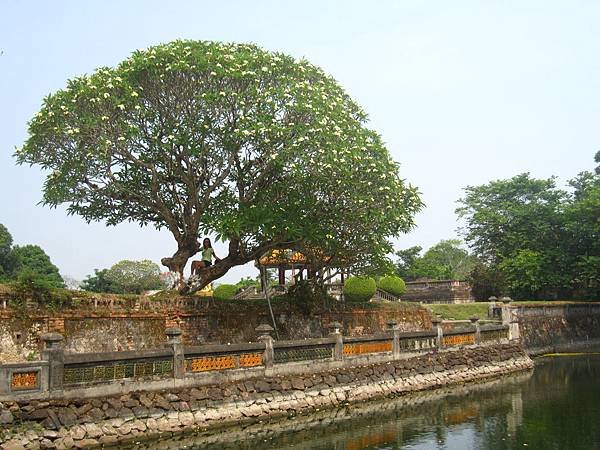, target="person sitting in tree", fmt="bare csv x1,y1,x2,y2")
190,238,221,276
